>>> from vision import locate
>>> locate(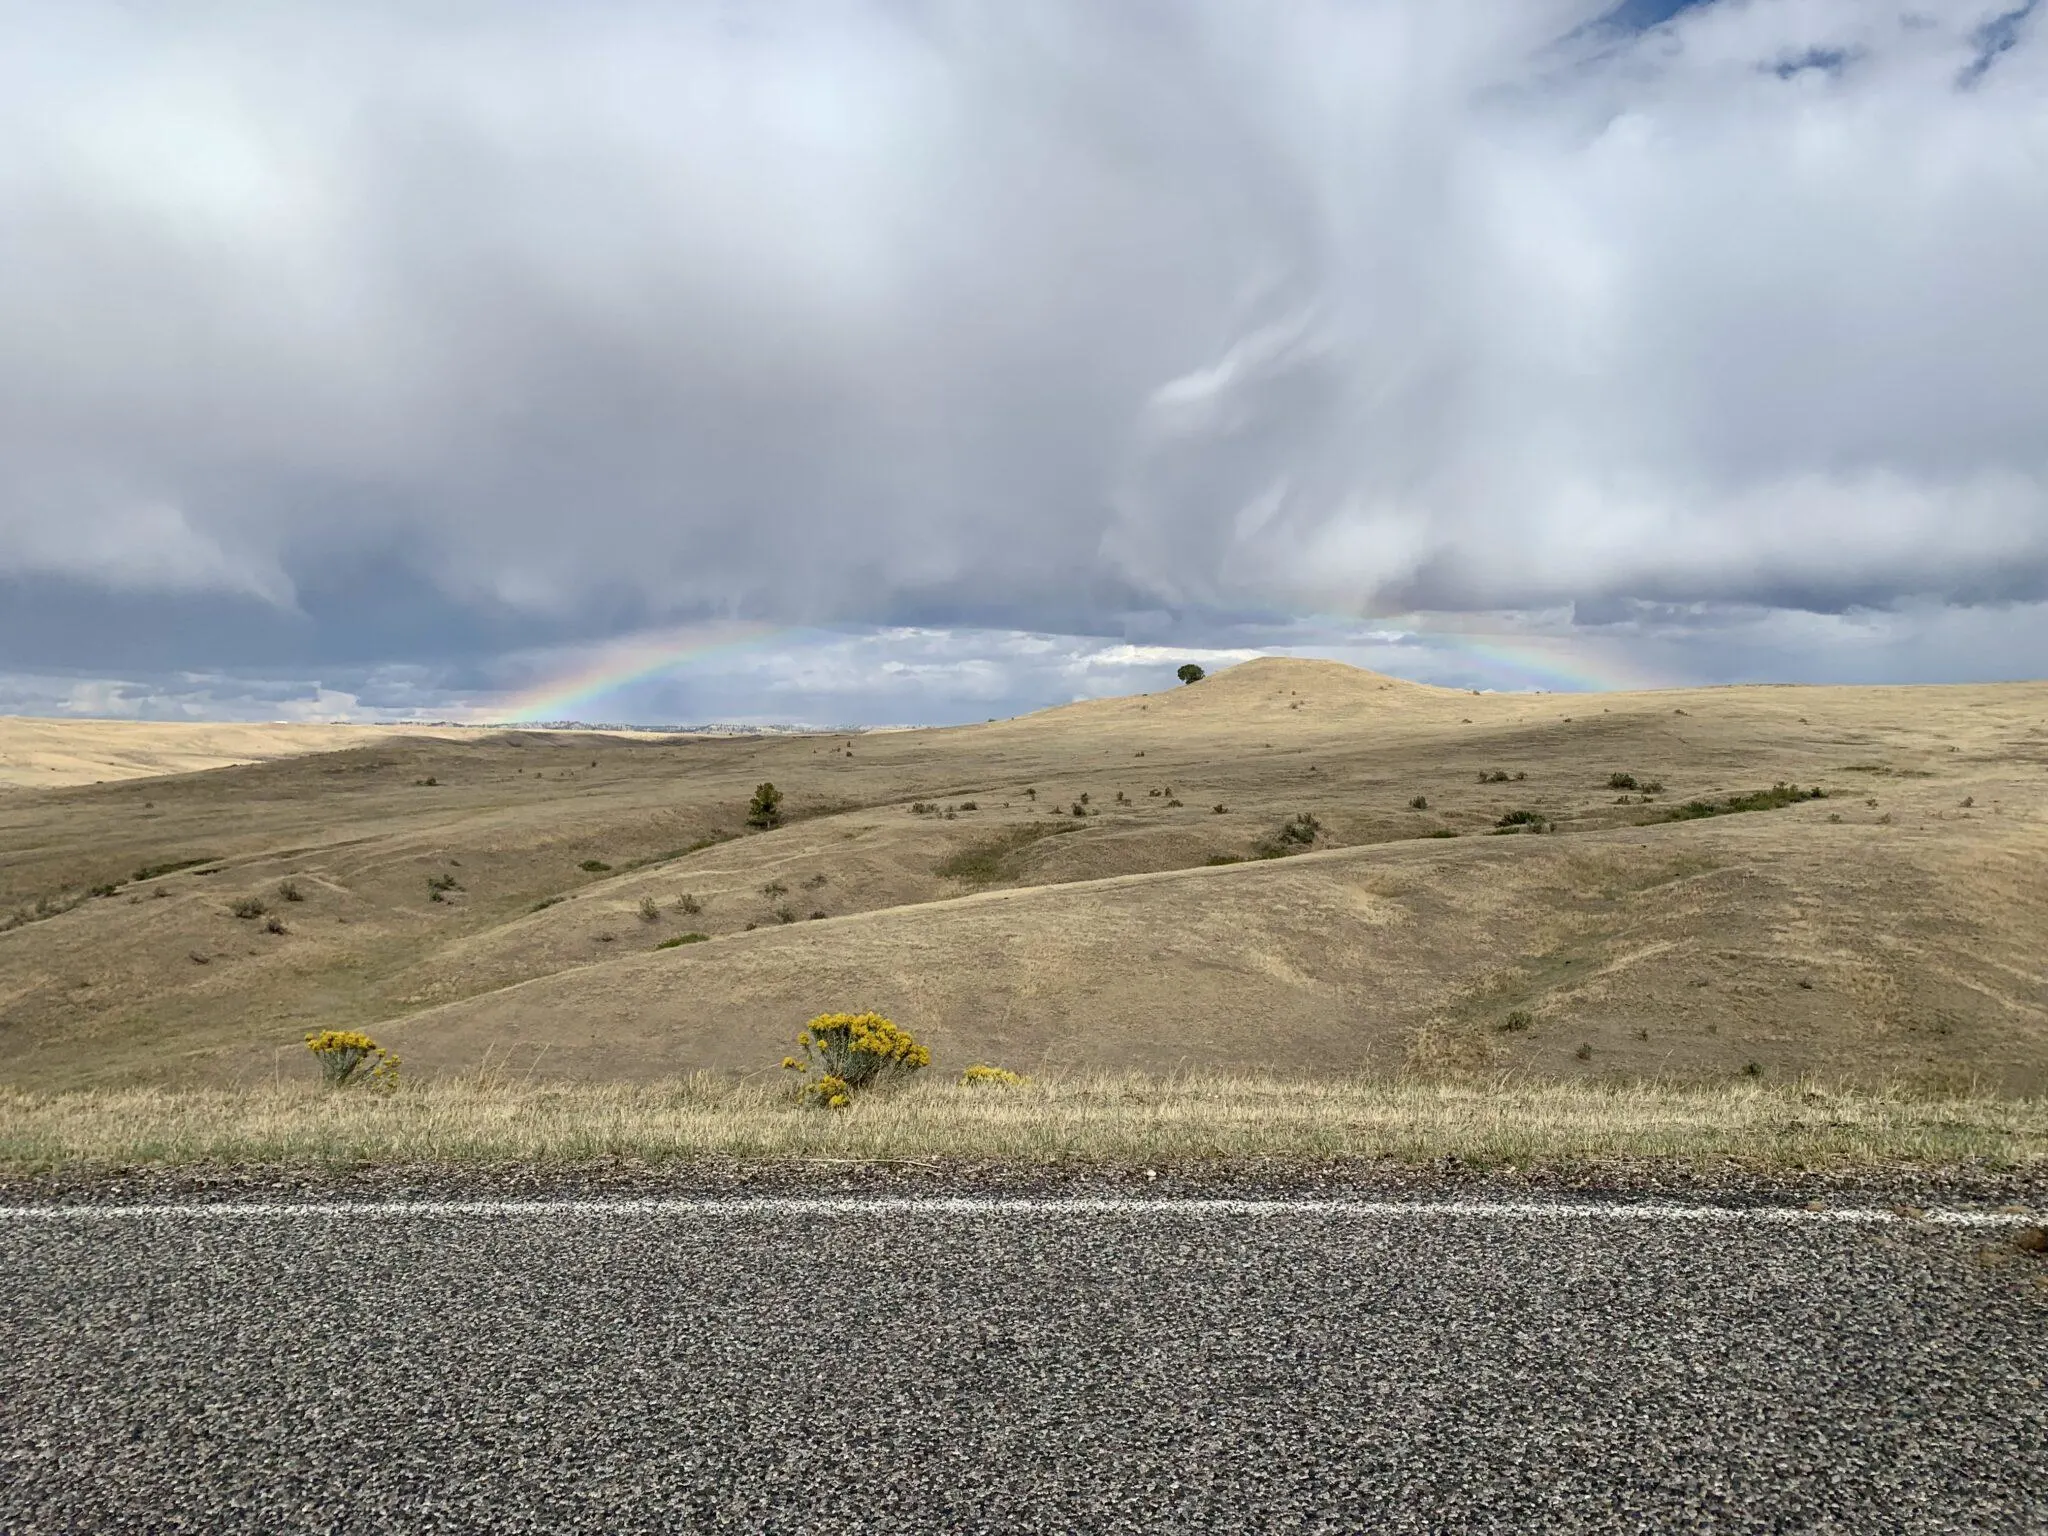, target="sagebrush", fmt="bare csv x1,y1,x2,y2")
782,1011,930,1108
